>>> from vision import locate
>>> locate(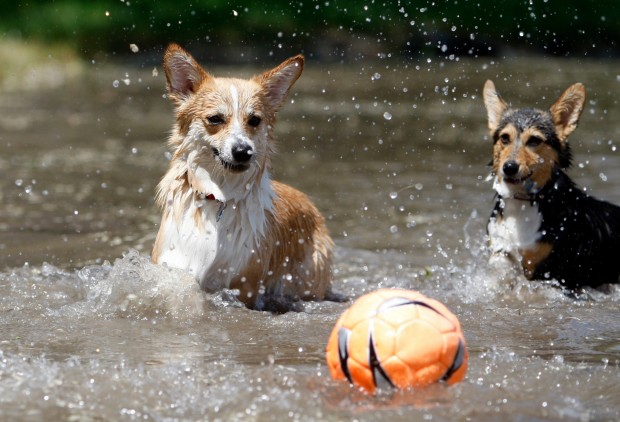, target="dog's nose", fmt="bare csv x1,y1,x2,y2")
232,143,254,163
503,161,520,177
